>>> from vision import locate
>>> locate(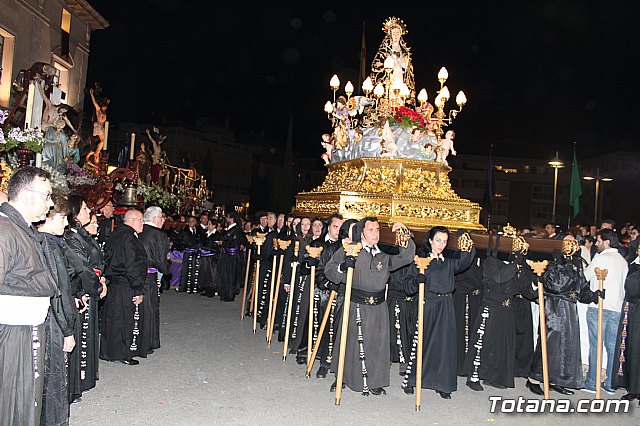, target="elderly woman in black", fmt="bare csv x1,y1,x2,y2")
65,194,107,400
